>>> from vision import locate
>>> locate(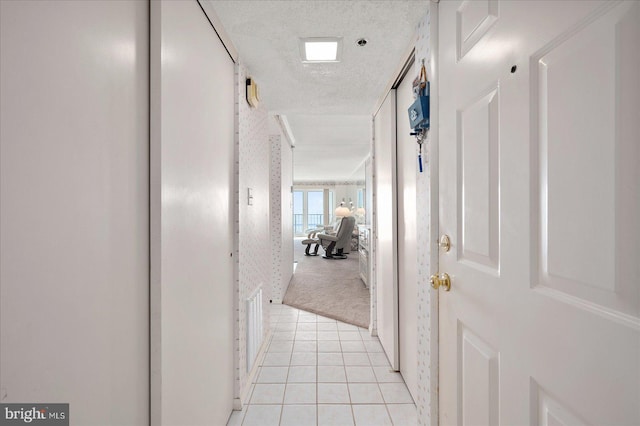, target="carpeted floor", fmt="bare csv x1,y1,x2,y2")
283,238,370,328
